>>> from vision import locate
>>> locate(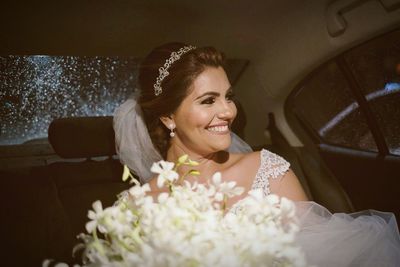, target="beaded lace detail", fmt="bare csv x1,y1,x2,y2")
229,149,290,214
251,149,290,196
